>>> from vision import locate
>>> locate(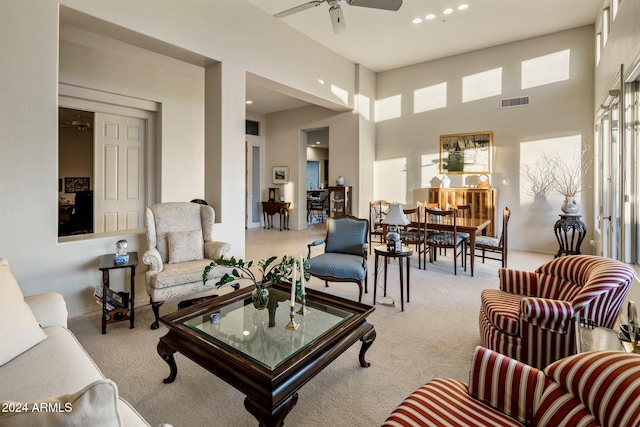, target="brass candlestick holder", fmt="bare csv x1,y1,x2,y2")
296,295,310,316
286,305,299,330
